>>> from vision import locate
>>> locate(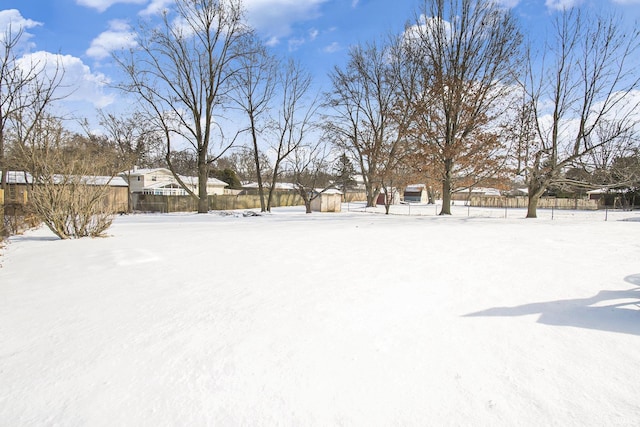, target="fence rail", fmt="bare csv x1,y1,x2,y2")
132,192,306,213
467,196,598,210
